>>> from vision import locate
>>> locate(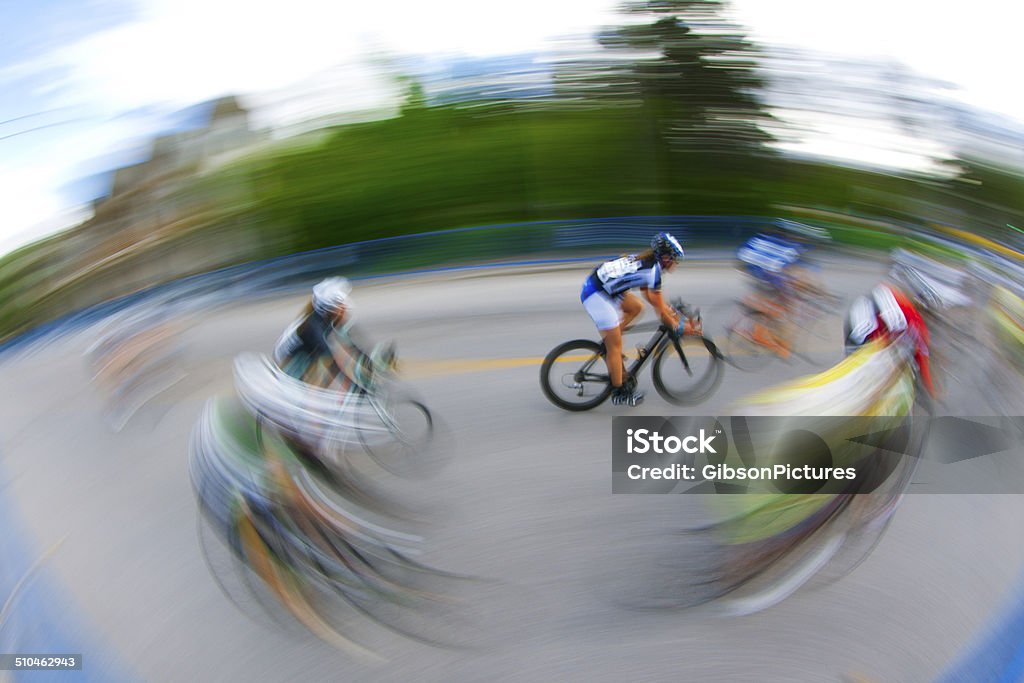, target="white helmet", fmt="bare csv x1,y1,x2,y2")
312,277,352,316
